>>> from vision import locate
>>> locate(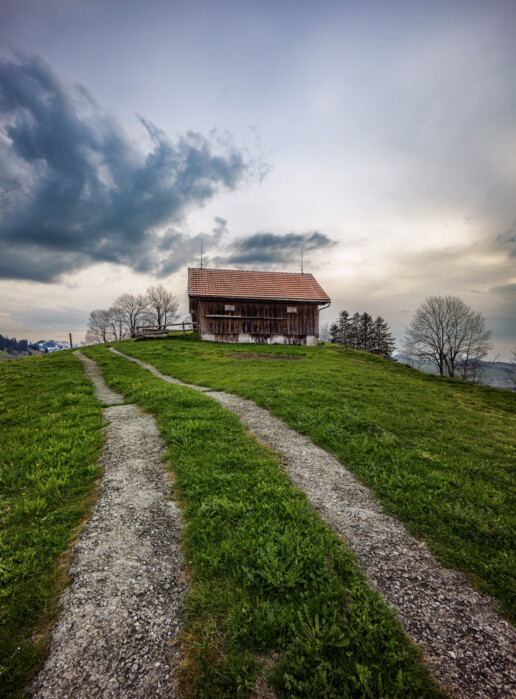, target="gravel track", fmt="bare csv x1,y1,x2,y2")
28,352,185,698
111,347,516,699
